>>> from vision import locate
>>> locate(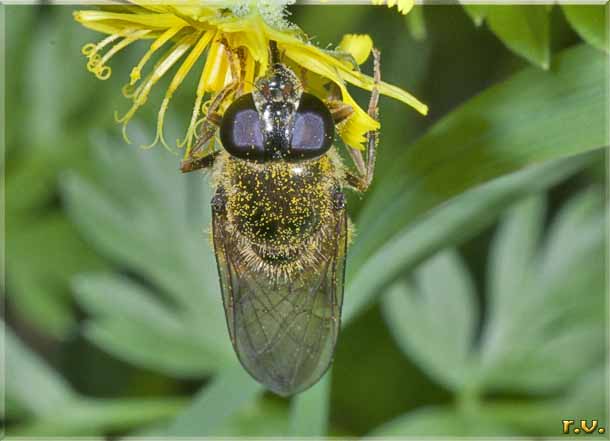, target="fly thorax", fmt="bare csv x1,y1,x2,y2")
252,63,303,161
226,157,334,256
260,103,296,159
